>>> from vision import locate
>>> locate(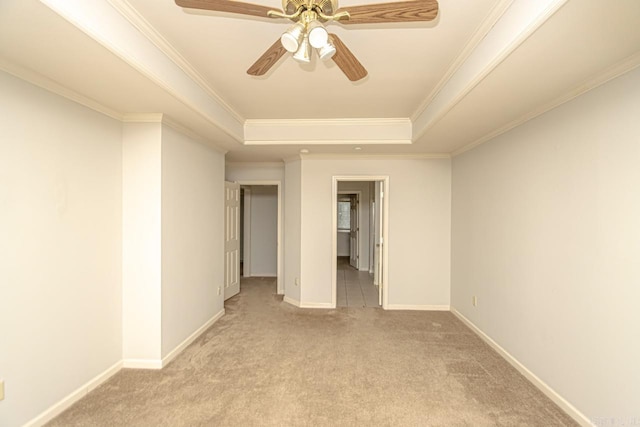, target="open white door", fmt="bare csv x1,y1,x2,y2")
224,181,240,300
349,194,359,269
